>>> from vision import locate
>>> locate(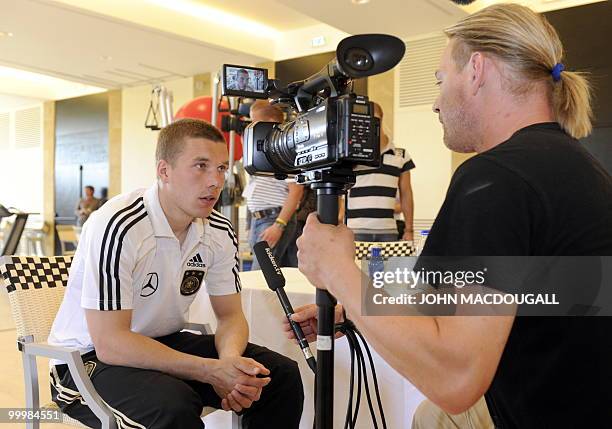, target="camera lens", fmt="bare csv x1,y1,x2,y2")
344,48,373,72
266,121,298,173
